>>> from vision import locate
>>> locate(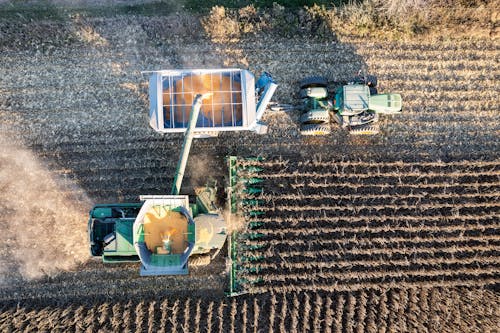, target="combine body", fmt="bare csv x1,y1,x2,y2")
148,69,277,135
88,193,226,275
88,93,230,276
